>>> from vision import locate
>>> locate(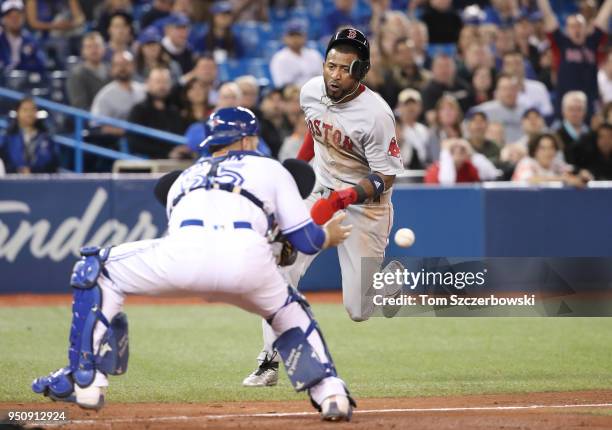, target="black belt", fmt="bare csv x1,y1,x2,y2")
180,219,252,229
